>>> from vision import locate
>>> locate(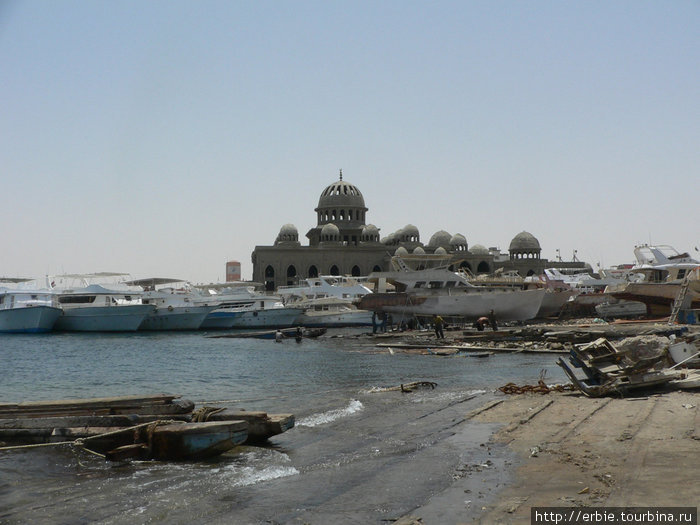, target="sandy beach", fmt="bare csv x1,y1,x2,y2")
399,389,700,525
